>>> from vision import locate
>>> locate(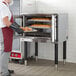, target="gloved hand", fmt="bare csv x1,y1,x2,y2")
10,22,24,34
